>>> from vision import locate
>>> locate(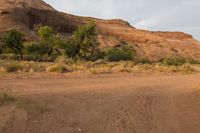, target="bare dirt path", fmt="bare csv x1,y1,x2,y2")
0,73,200,133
